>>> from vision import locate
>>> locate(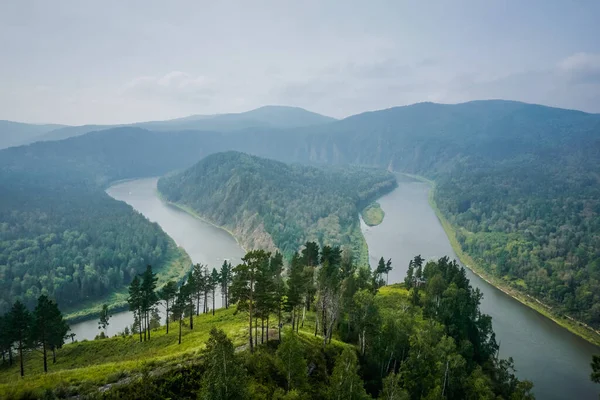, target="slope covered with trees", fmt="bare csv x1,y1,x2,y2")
219,100,600,332
0,128,219,318
0,249,537,400
157,151,397,259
